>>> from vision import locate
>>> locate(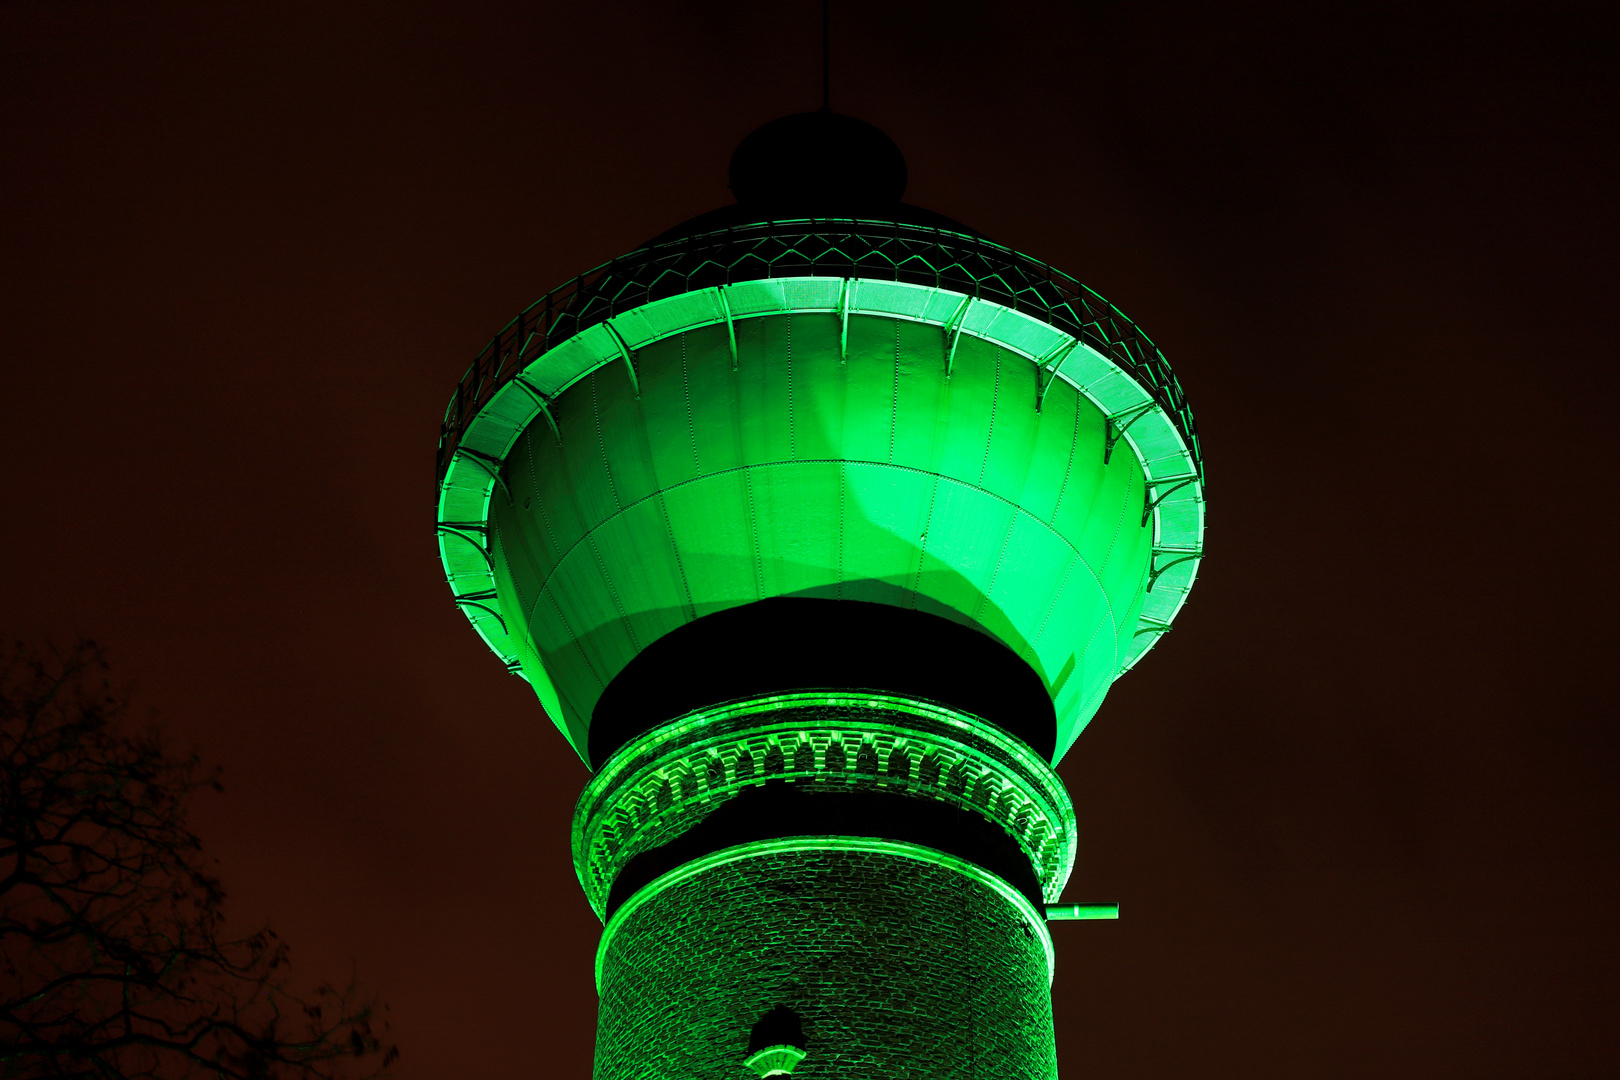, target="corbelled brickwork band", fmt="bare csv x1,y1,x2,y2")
573,692,1078,916
593,838,1057,1080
